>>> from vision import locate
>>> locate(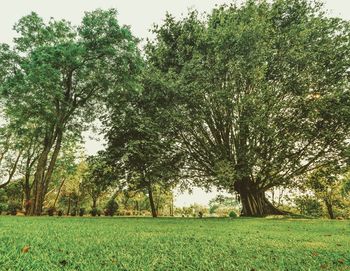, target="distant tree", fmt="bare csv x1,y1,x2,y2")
306,165,347,219
82,152,116,210
104,197,118,216
146,0,350,216
0,9,142,215
294,195,323,217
